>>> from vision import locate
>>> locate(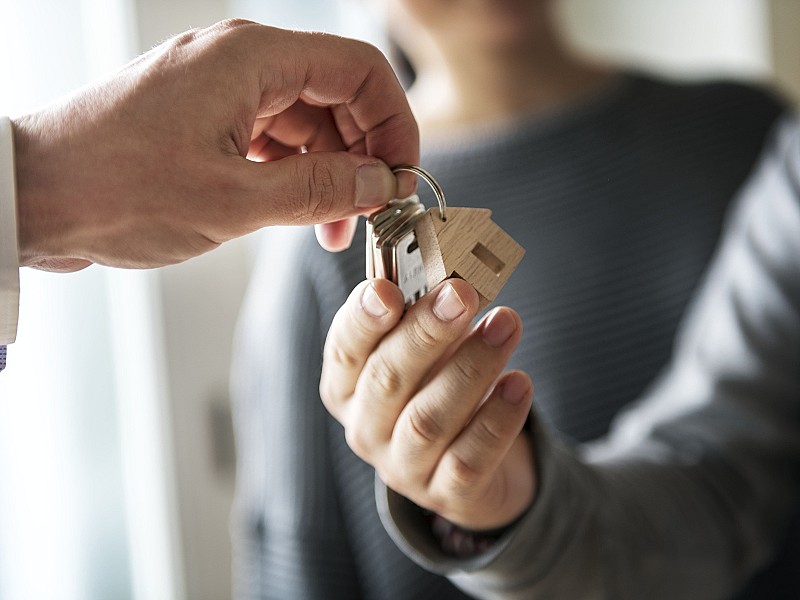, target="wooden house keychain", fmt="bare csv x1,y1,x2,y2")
366,165,525,310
